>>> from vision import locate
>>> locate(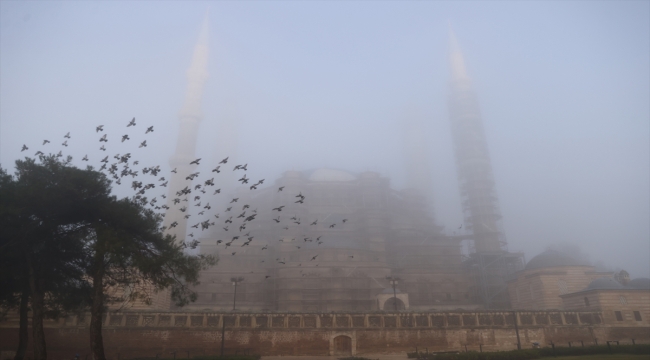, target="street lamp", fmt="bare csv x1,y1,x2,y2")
221,277,244,357
231,277,244,311
385,276,401,312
